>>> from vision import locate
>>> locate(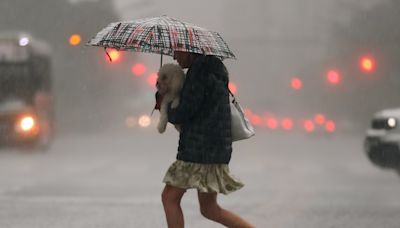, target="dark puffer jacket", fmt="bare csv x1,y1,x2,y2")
167,55,232,164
